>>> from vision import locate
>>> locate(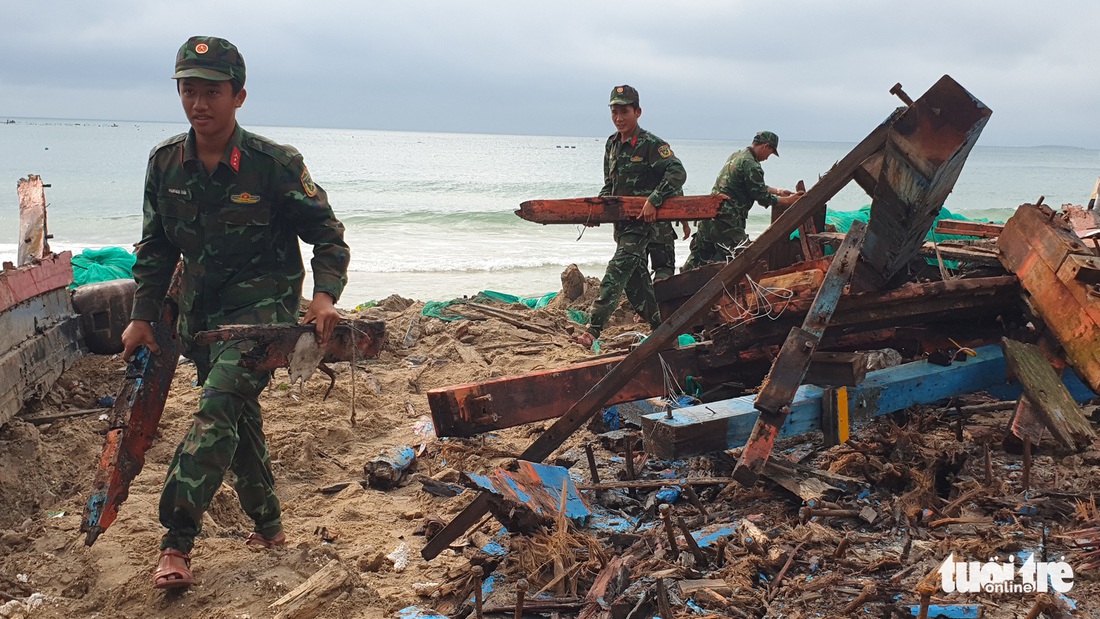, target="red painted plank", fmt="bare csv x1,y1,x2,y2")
516,194,725,224
0,252,74,313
